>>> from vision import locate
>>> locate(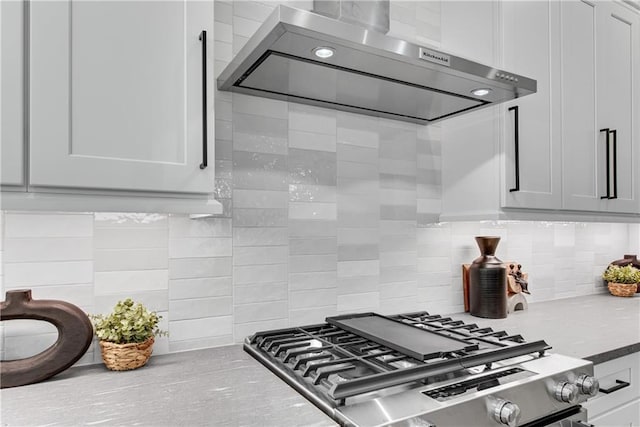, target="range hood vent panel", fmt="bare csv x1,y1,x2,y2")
239,51,487,122
218,6,536,125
